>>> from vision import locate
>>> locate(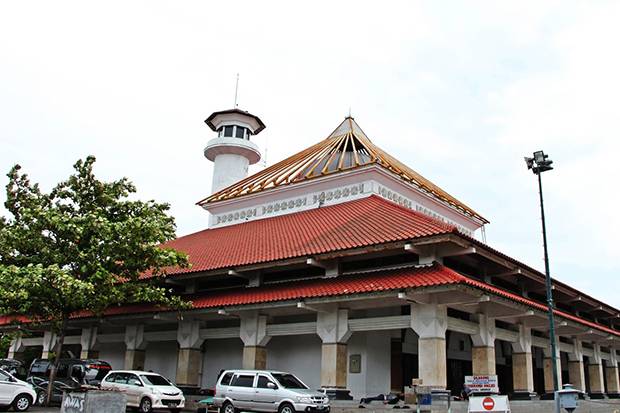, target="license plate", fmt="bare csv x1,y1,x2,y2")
169,403,177,408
